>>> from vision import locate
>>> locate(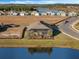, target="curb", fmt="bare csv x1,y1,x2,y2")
60,29,79,40
71,20,79,32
